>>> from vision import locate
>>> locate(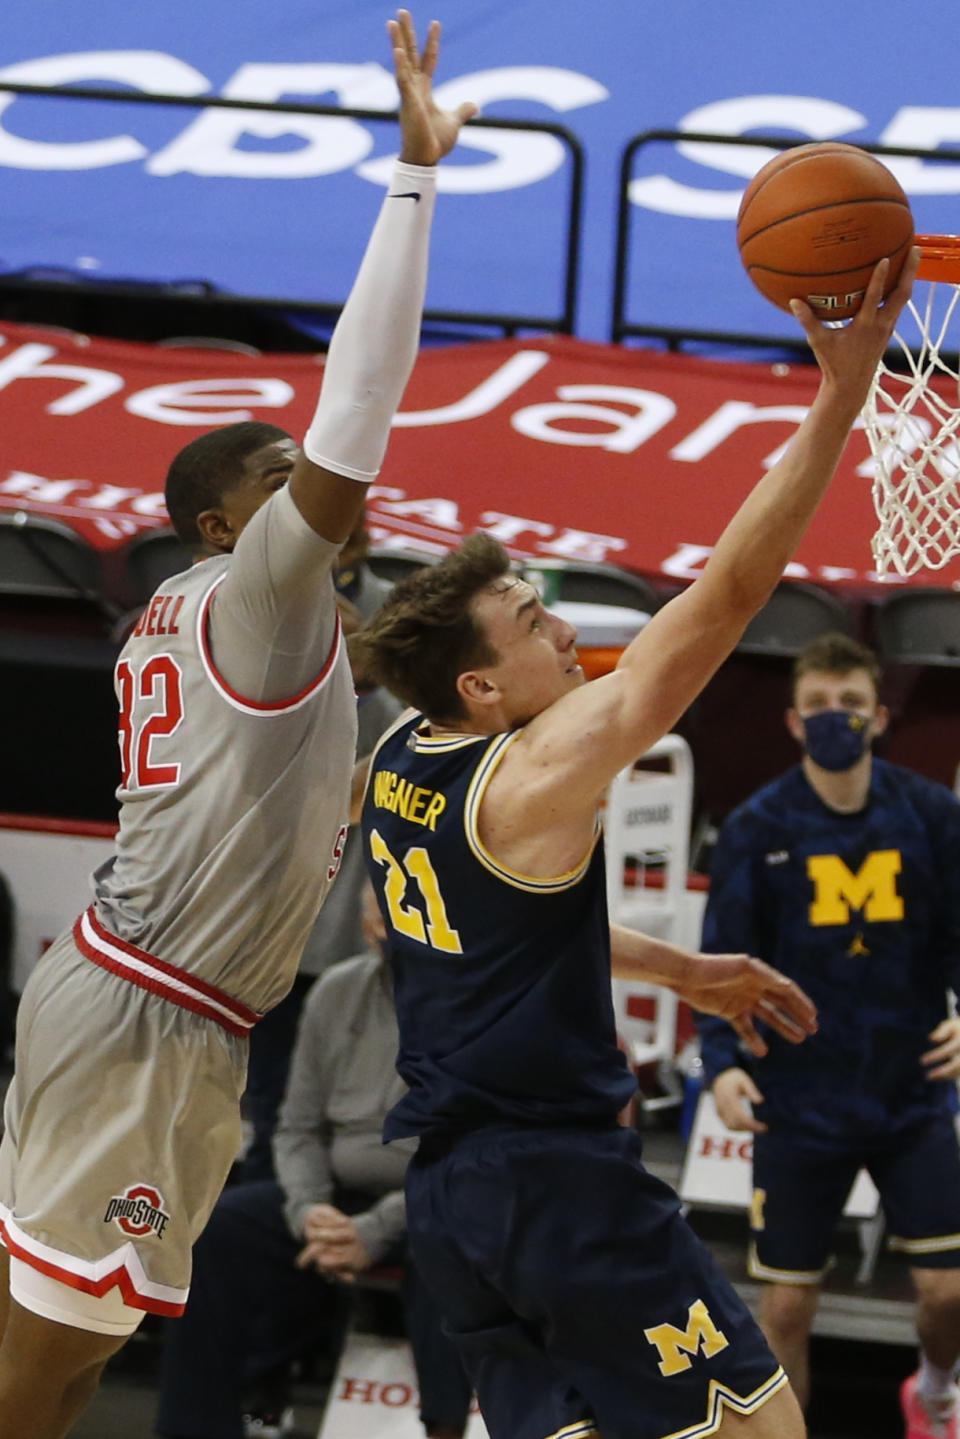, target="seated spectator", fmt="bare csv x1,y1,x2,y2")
155,887,472,1439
